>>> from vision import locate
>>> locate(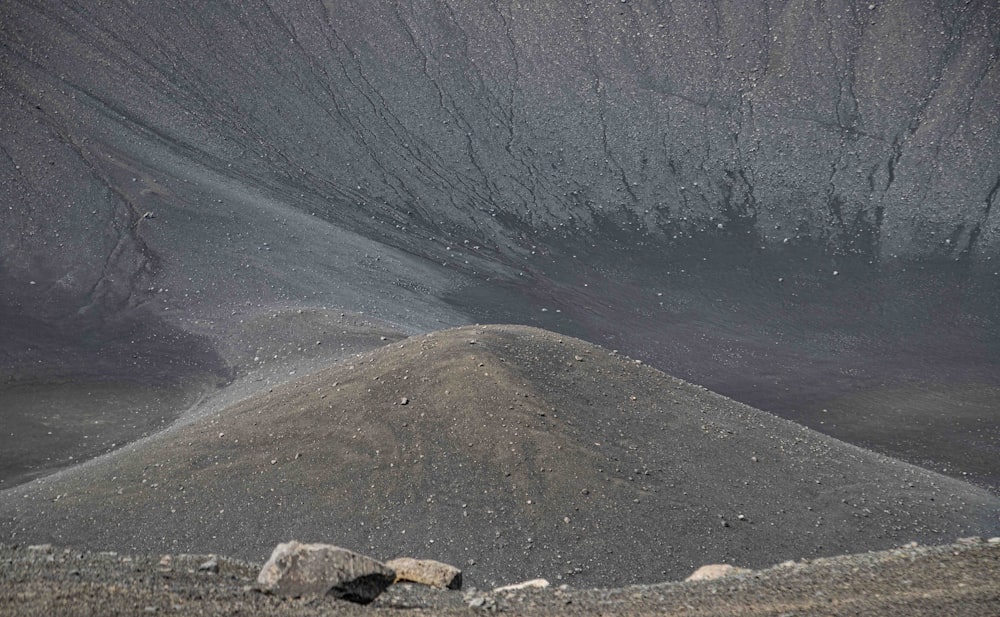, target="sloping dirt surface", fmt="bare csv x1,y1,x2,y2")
2,325,997,590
